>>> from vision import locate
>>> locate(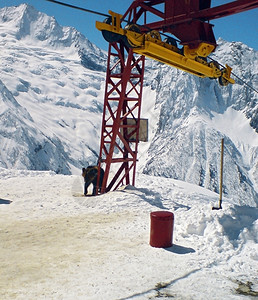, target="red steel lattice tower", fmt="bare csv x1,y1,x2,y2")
98,42,145,193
